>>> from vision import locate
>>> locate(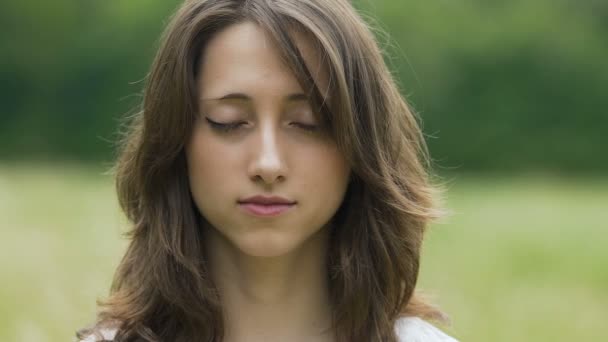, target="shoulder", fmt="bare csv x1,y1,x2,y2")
80,317,455,341
394,316,458,342
77,327,118,342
